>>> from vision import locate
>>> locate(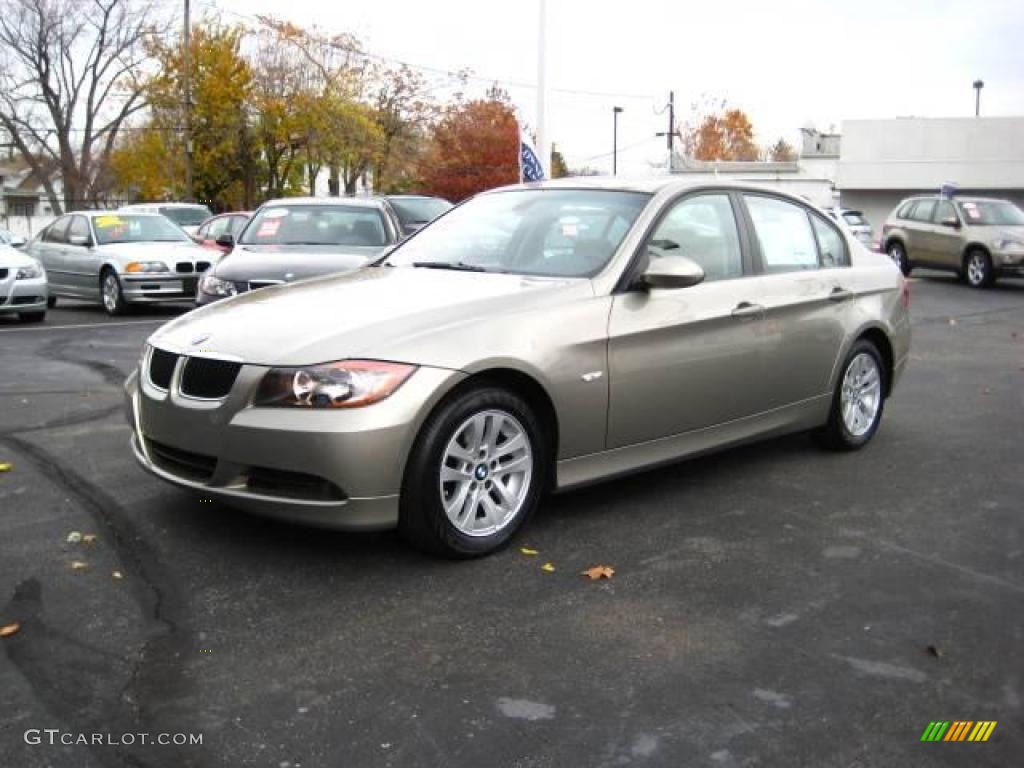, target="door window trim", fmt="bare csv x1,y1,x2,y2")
613,187,754,293
807,209,850,269
738,192,840,274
